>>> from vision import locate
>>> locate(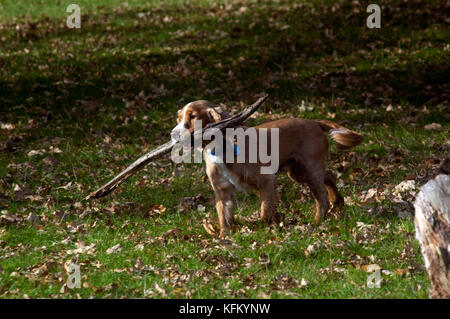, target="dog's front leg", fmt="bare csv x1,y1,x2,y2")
259,177,280,224
214,190,236,238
